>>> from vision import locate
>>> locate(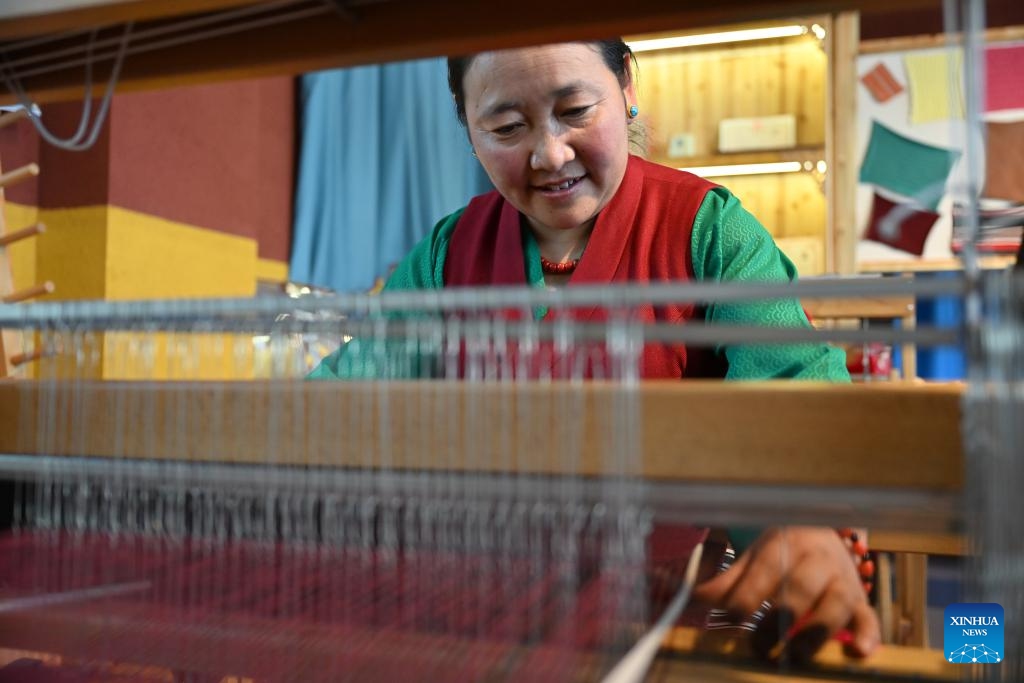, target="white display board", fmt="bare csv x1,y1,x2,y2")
854,41,1024,266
